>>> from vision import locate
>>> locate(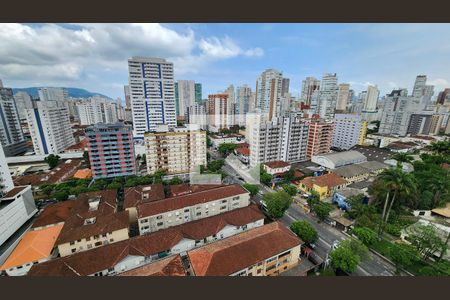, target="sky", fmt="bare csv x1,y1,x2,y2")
1,23,450,100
